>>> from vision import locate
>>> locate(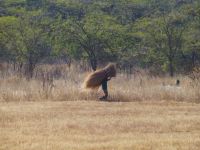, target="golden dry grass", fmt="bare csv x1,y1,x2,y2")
0,73,199,102
1,101,200,150
0,66,200,149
